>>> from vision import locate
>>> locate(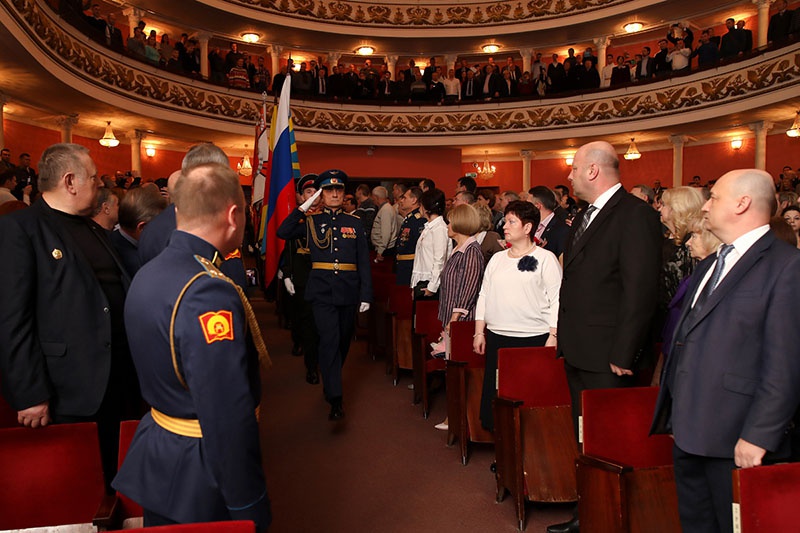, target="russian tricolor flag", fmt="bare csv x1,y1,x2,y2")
256,75,300,285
